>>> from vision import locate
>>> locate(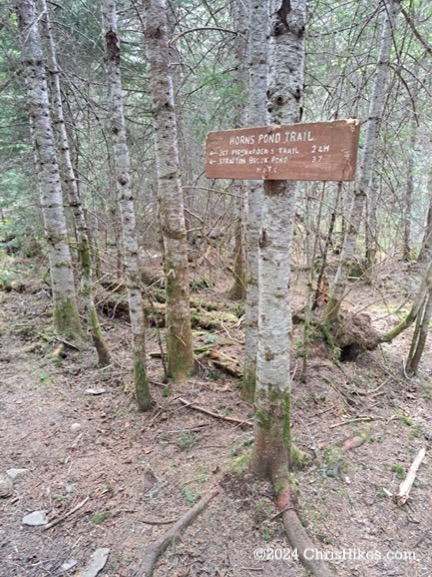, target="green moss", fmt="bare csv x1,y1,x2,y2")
53,297,83,340
91,511,111,524
133,359,154,411
282,392,291,449
348,261,365,278
291,444,311,469
391,463,405,480
320,448,346,477
242,370,256,402
256,408,272,431
79,237,91,277
164,267,194,381
230,453,250,475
